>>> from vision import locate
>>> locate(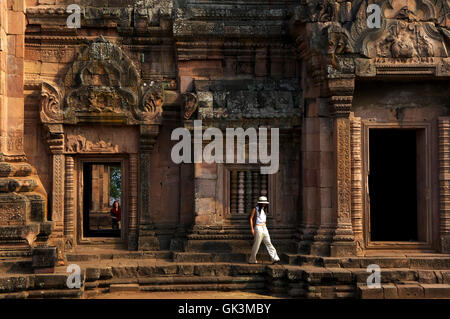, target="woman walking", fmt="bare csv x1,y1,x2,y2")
248,196,280,264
